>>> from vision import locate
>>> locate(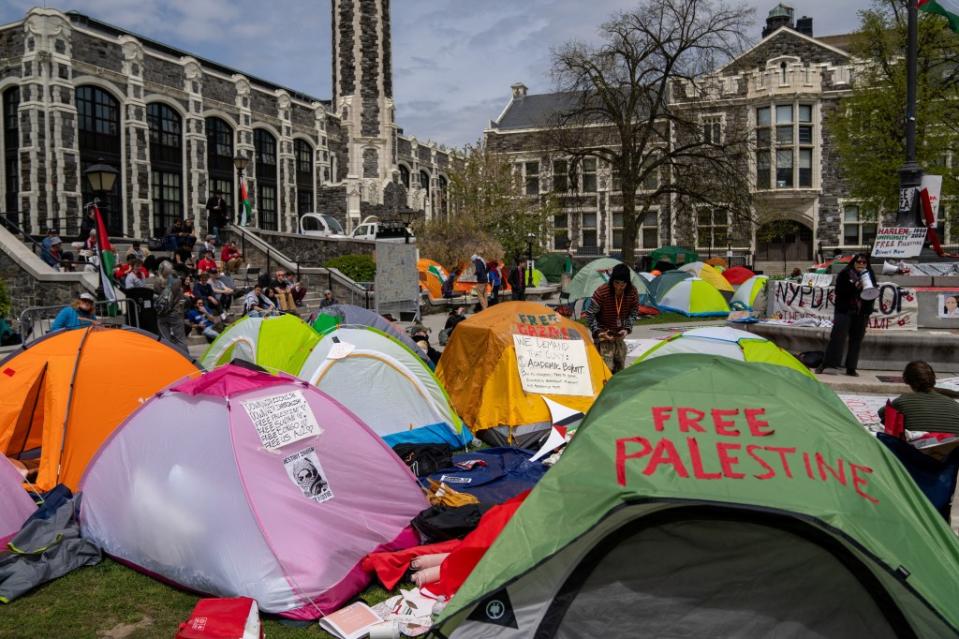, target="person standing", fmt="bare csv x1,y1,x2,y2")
561,251,574,290
508,257,526,302
817,253,876,377
487,259,502,304
154,261,188,353
205,190,228,244
471,253,488,311
584,264,640,373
